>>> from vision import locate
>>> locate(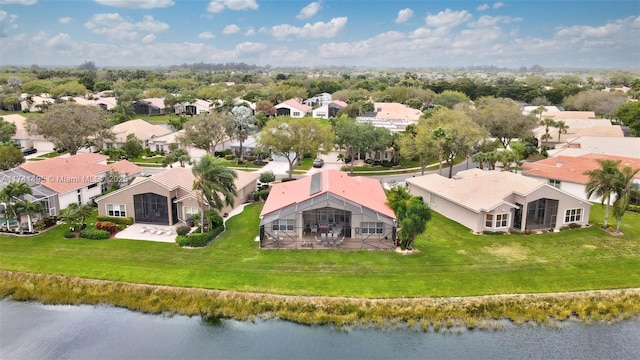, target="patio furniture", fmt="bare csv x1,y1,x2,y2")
310,224,318,234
